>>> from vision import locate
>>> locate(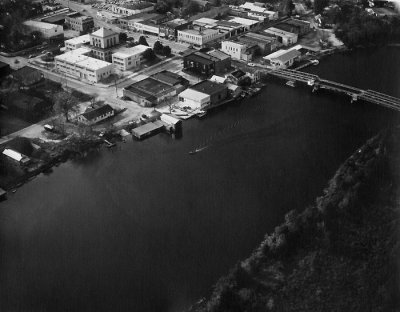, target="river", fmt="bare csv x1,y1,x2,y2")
0,47,399,312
